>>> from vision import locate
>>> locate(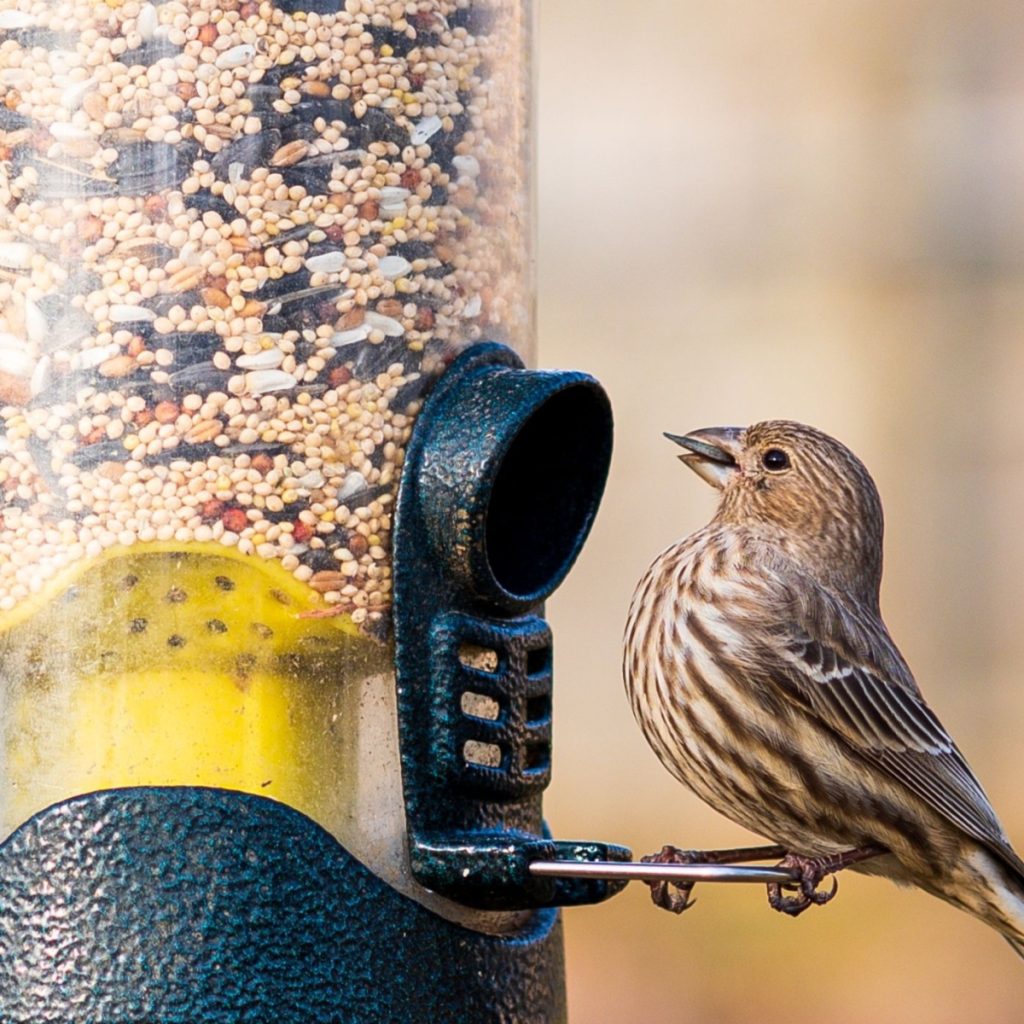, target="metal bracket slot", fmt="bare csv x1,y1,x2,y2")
432,613,553,801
